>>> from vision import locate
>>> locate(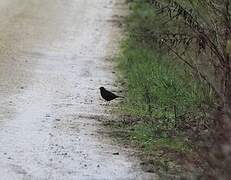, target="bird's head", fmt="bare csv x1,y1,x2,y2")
99,87,105,91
